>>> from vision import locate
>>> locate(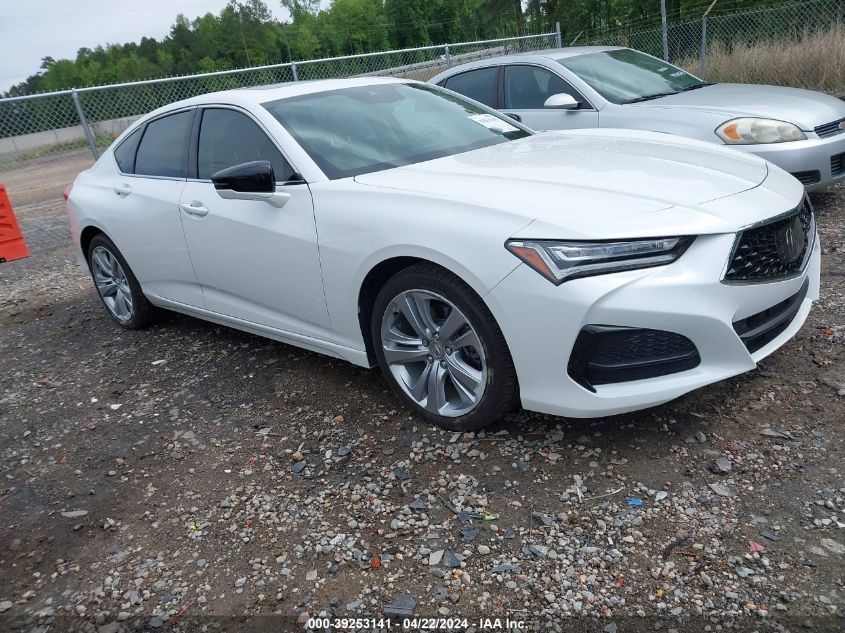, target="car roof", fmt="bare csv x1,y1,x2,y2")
430,46,624,80
144,76,411,118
